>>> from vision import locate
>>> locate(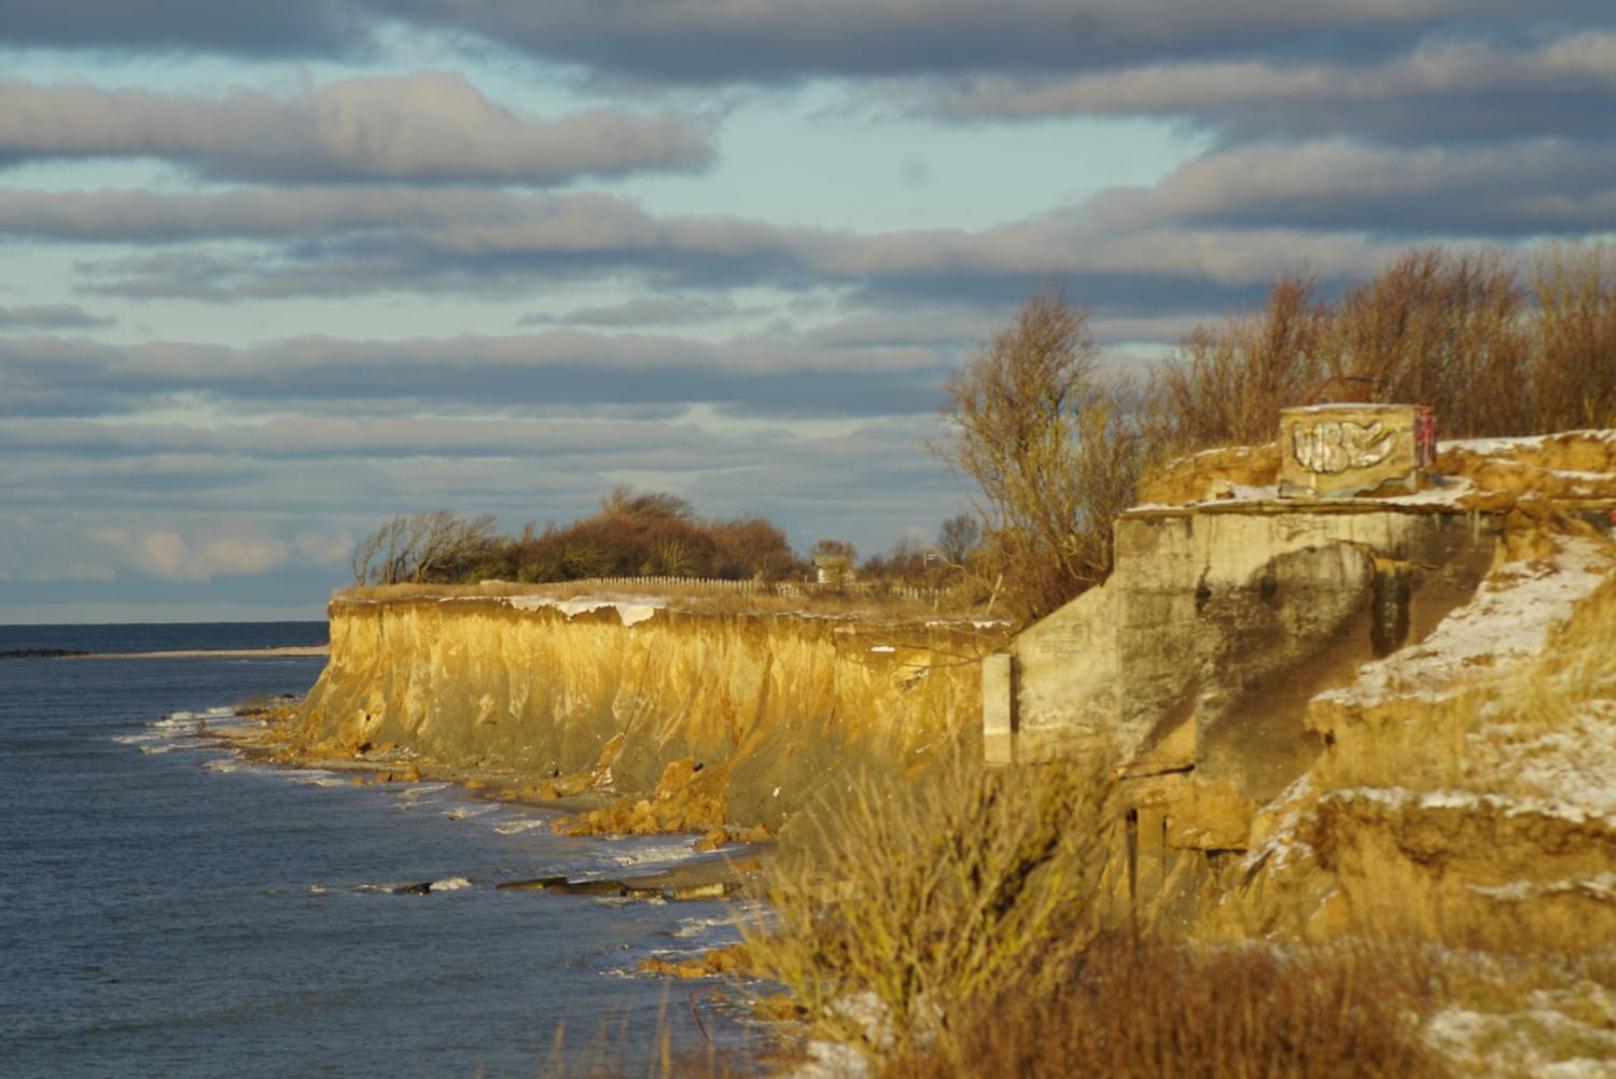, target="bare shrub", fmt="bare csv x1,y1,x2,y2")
1531,242,1616,431
884,937,1440,1078
349,509,497,585
742,754,1115,1061
1154,274,1332,450
932,291,1154,623
935,514,980,566
1152,242,1616,456
1326,247,1533,437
